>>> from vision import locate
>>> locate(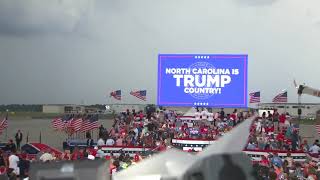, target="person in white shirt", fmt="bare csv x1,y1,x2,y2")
40,150,55,163
201,109,207,120
207,112,214,123
96,147,105,158
195,110,201,121
134,127,139,140
285,153,294,168
106,138,115,146
155,111,160,120
9,151,19,175
97,138,105,146
309,144,320,154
